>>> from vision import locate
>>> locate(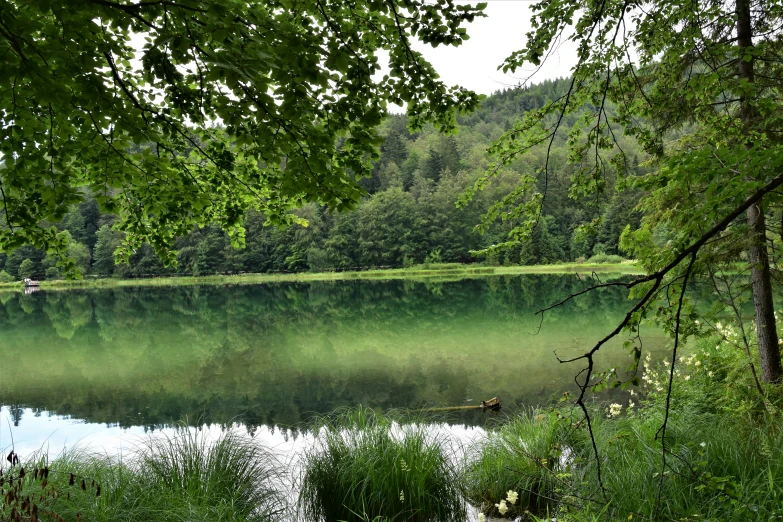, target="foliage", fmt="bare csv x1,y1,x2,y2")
0,79,650,280
0,270,12,283
298,407,464,522
0,0,485,274
457,0,783,387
